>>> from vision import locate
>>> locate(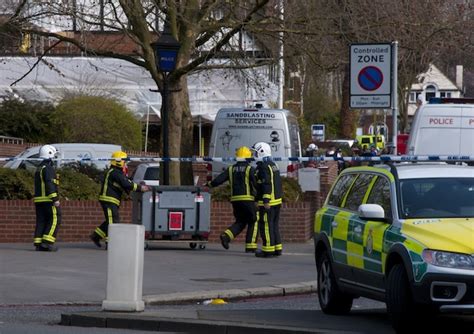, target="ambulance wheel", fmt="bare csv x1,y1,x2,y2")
199,244,206,250
317,250,353,314
387,264,417,332
189,242,197,249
